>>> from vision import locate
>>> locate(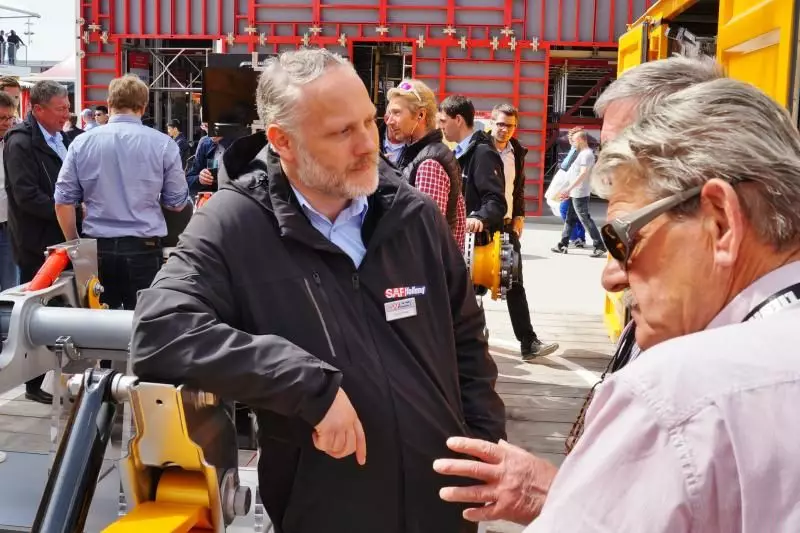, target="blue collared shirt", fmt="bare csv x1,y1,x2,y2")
383,137,405,164
454,131,476,158
291,185,369,267
38,122,67,161
54,114,189,238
